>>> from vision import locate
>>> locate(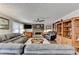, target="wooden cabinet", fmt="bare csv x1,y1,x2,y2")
53,23,57,31
57,23,62,35
63,20,72,39
24,32,32,38
53,17,79,49
56,35,63,44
